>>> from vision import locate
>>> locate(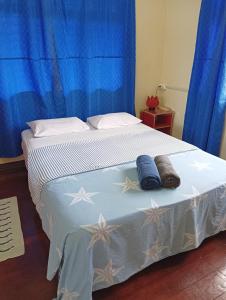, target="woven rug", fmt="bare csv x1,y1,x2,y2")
0,197,25,262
